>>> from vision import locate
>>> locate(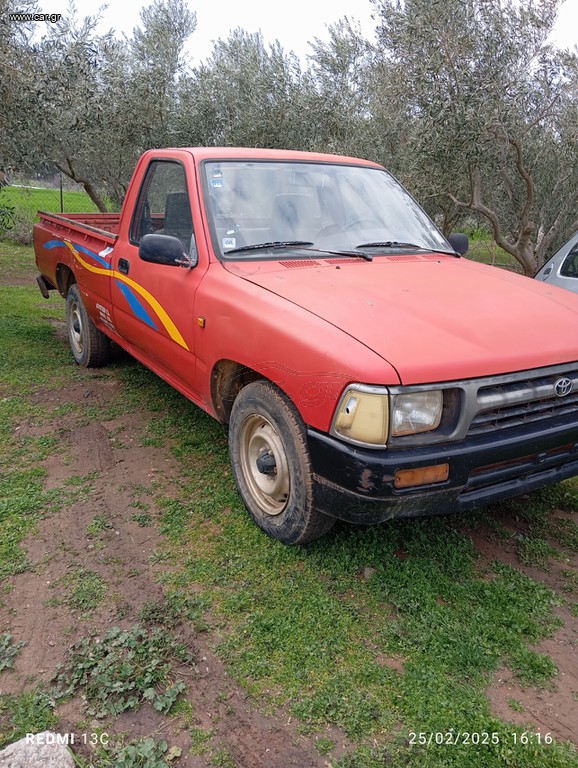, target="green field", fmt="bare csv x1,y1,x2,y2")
0,242,576,766
0,185,101,244
0,184,99,218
